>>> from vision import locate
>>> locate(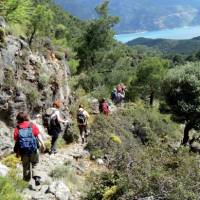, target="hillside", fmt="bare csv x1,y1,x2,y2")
0,1,200,200
127,36,200,54
54,0,200,33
